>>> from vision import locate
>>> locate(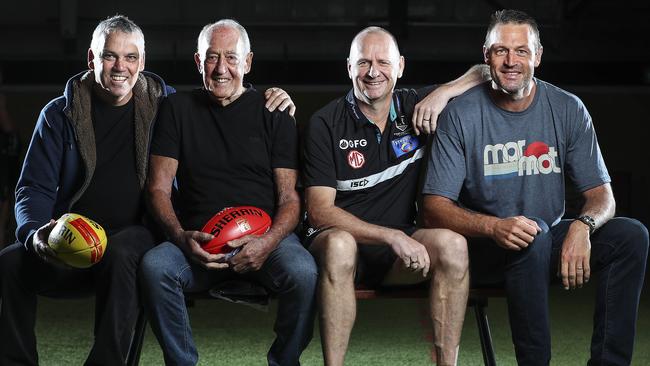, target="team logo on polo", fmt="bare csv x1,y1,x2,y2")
395,115,408,131
391,135,419,158
347,150,365,169
483,140,561,179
